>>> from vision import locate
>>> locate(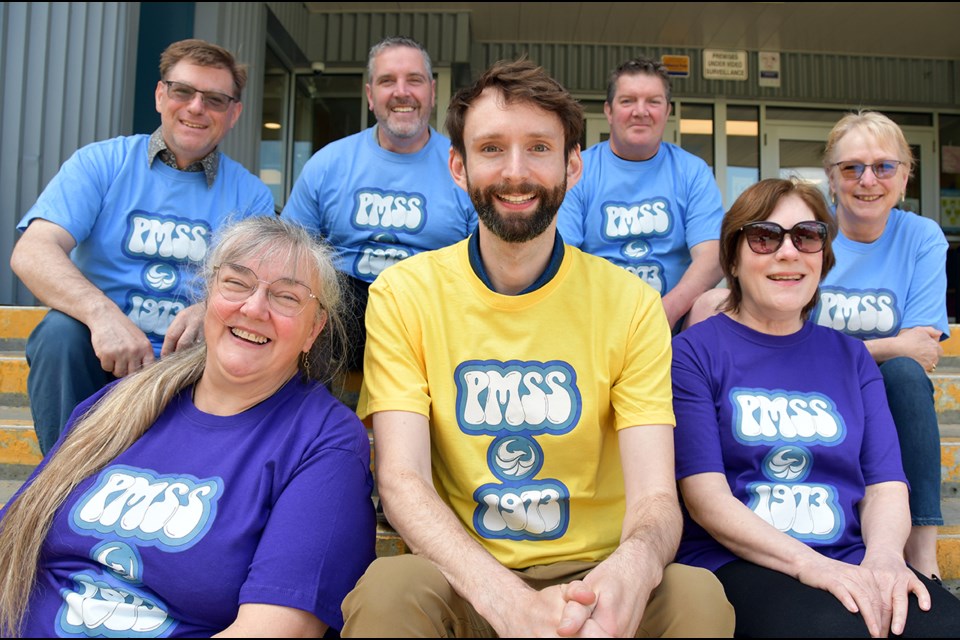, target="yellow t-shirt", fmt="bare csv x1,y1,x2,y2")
359,239,674,569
